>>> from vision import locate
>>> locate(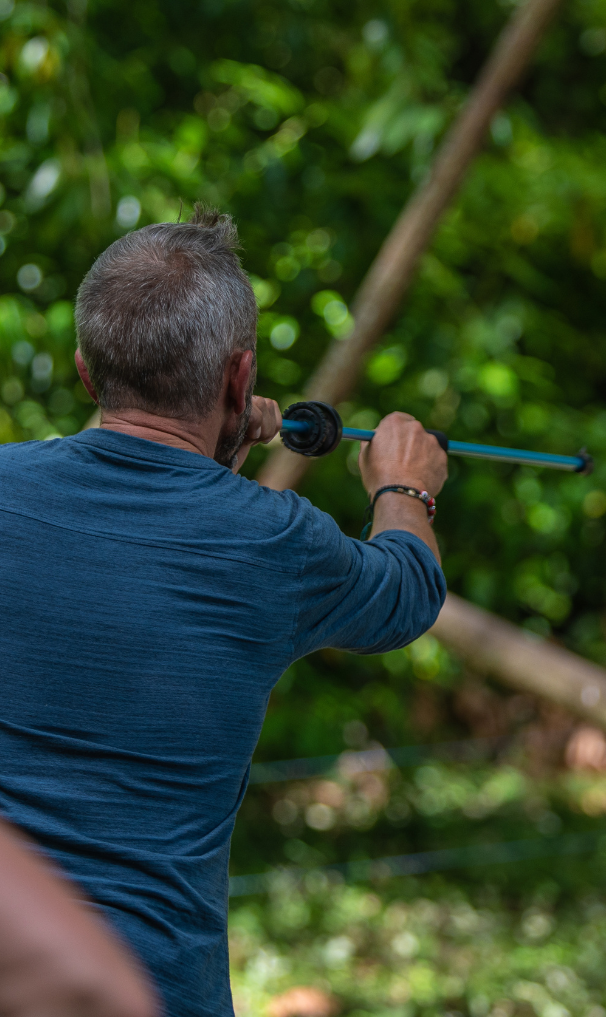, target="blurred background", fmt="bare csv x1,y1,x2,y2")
3,0,606,1014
